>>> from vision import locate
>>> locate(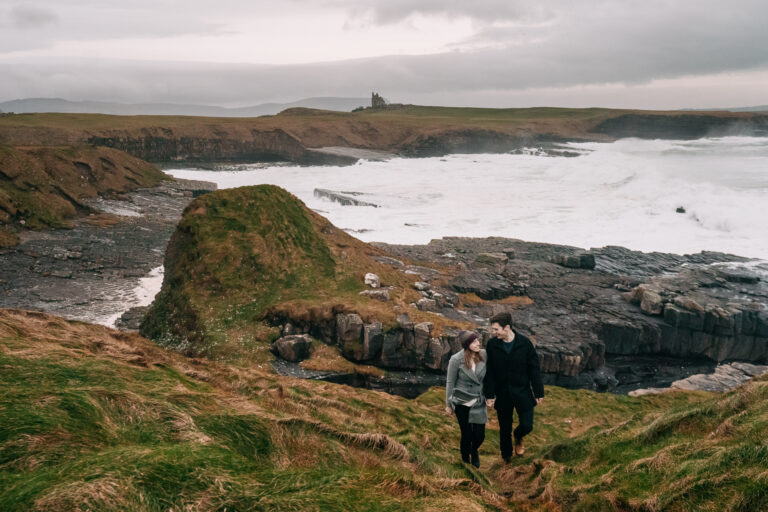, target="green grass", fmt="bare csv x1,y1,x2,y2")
4,309,768,510
501,376,768,511
1,310,502,511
